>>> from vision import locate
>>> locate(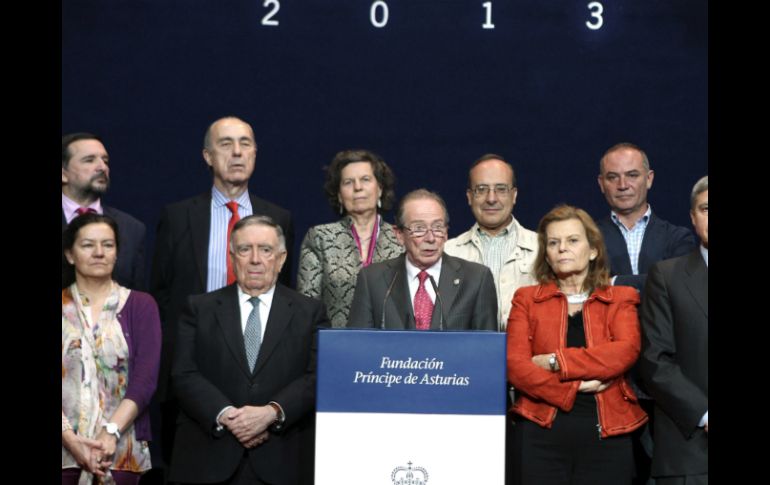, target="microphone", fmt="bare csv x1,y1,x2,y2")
427,274,446,331
380,268,401,329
